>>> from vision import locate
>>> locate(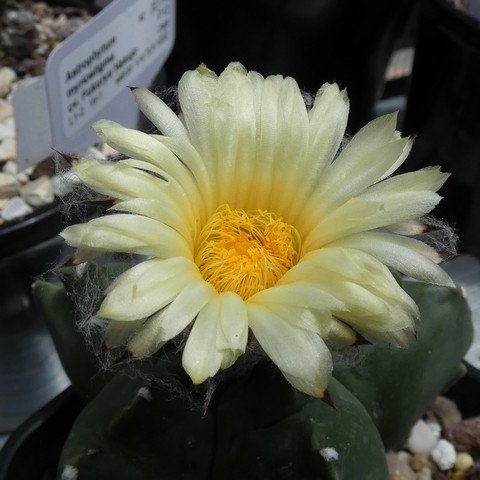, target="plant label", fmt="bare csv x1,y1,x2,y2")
45,0,175,153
